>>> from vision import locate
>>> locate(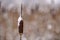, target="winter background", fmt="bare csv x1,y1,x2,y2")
0,0,60,40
